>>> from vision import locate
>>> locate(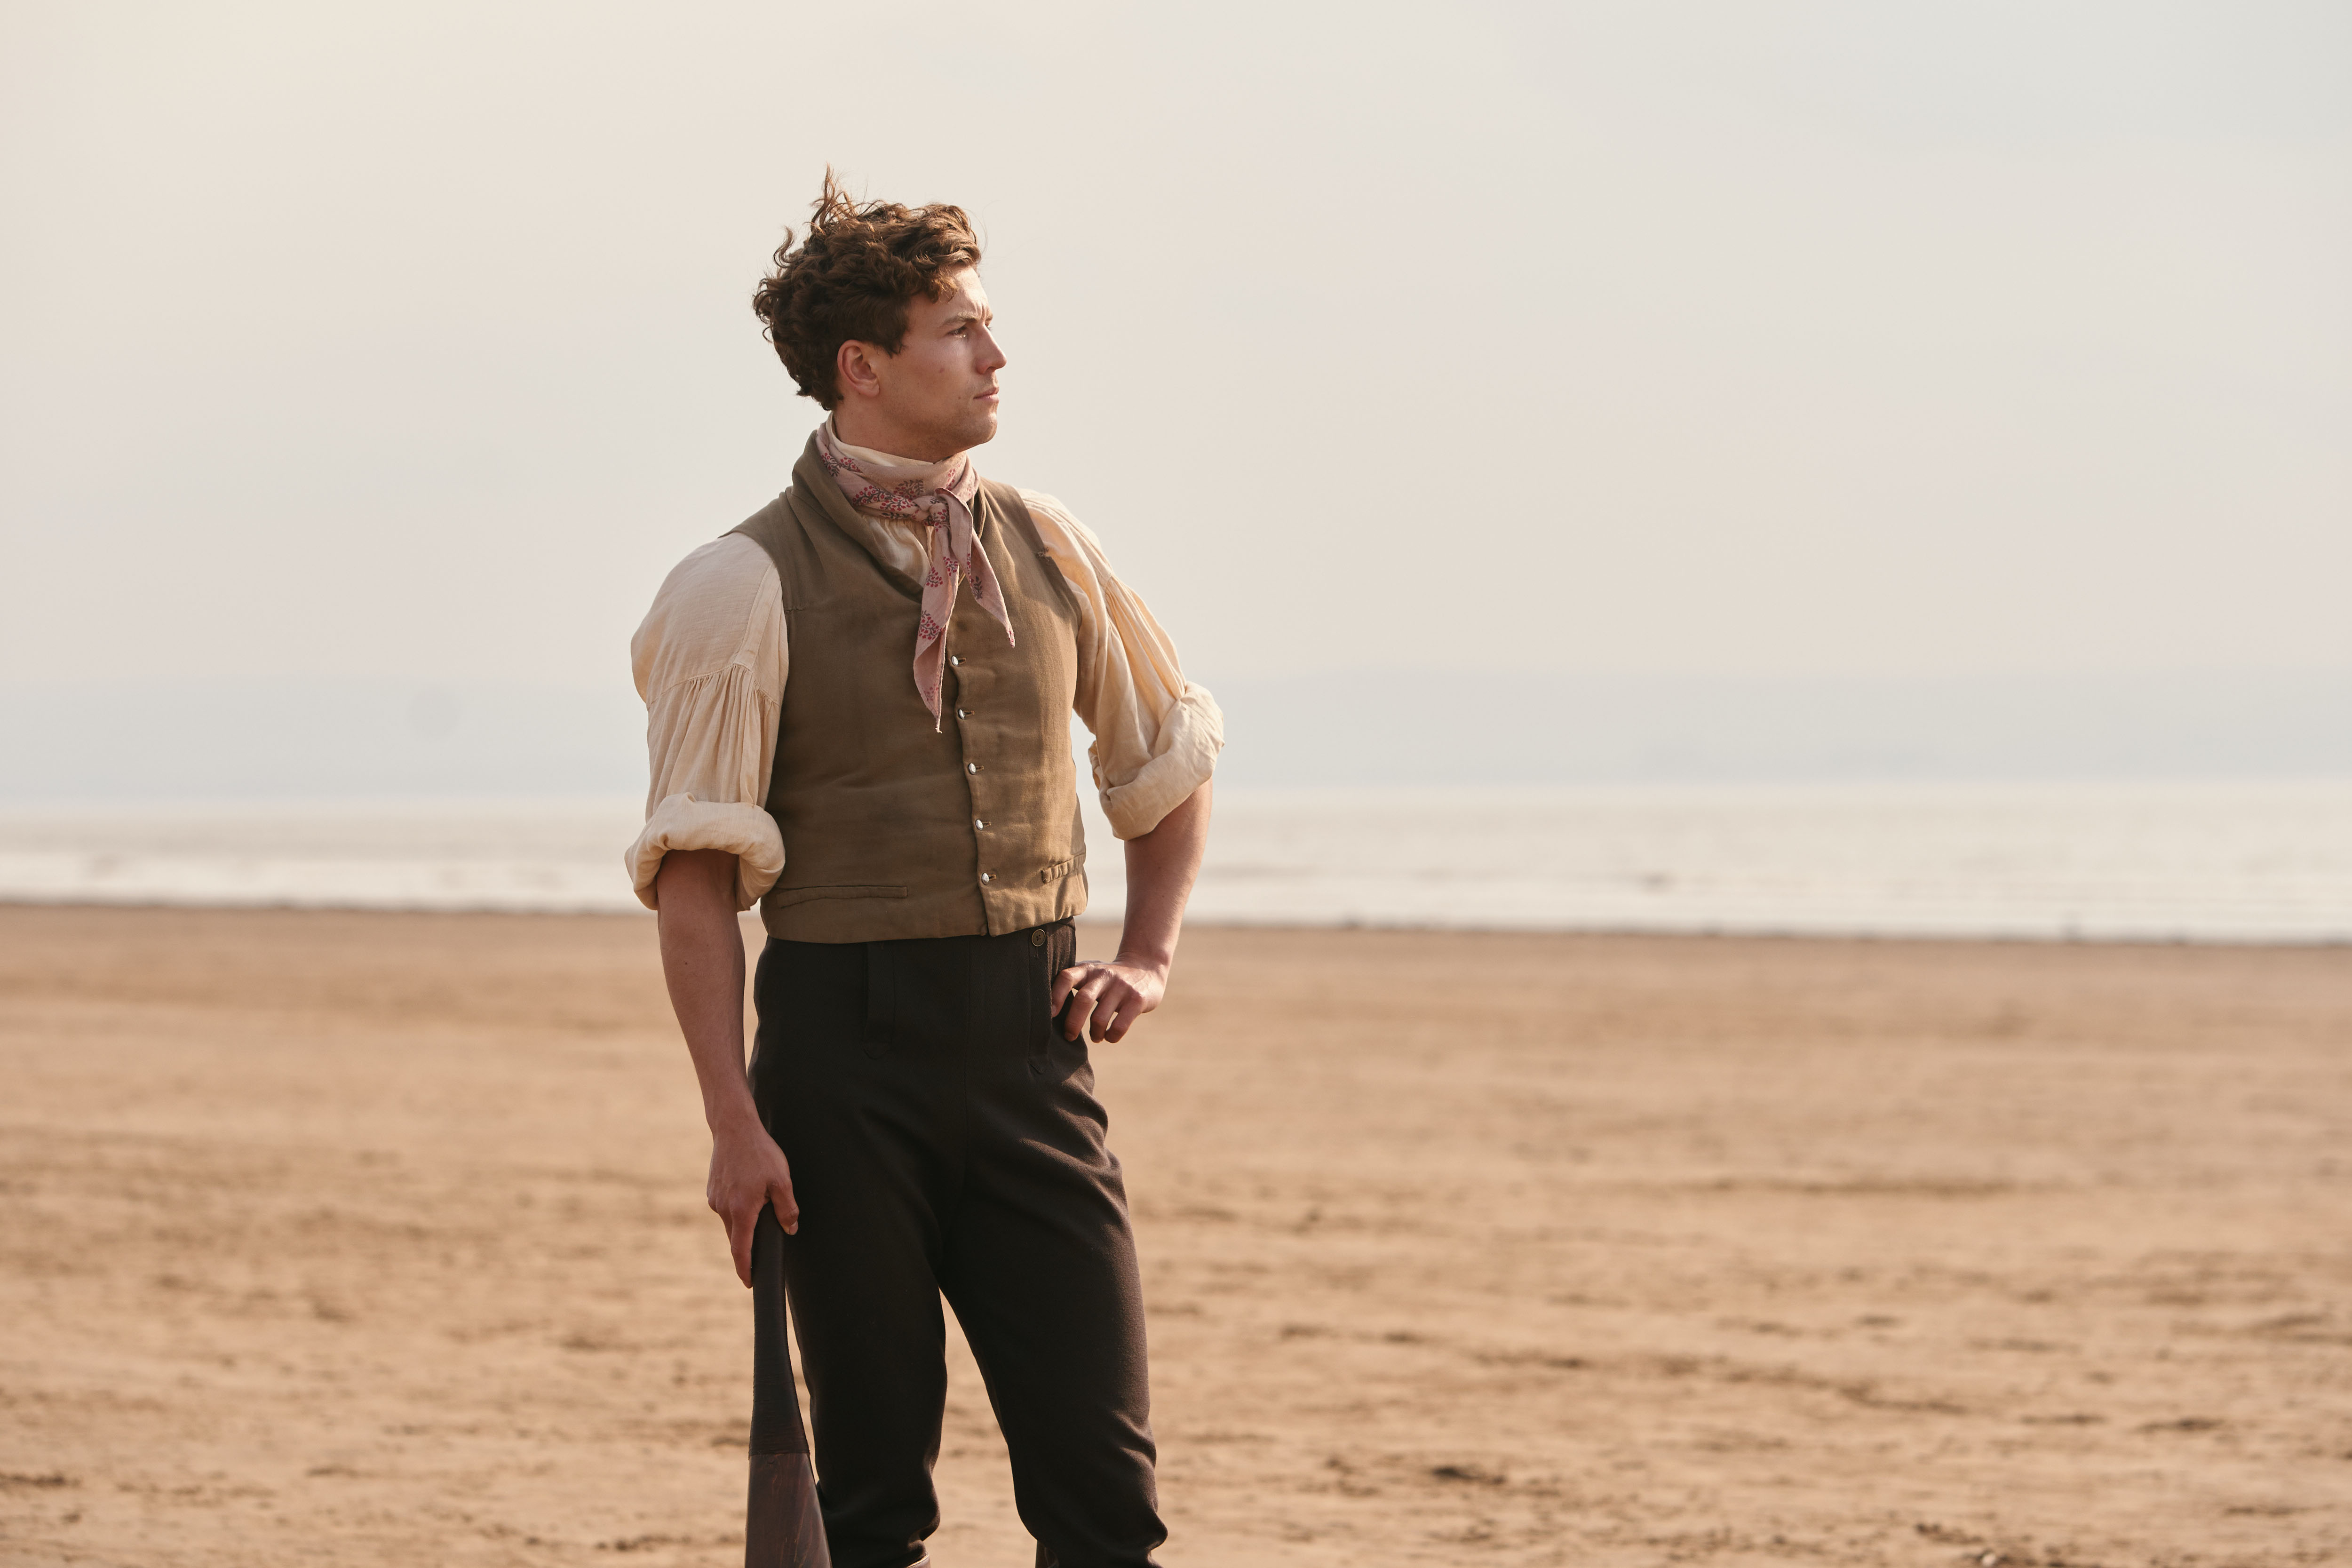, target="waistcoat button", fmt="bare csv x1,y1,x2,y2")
948,655,964,666
974,818,989,831
966,762,982,774
980,871,995,883
956,708,971,719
